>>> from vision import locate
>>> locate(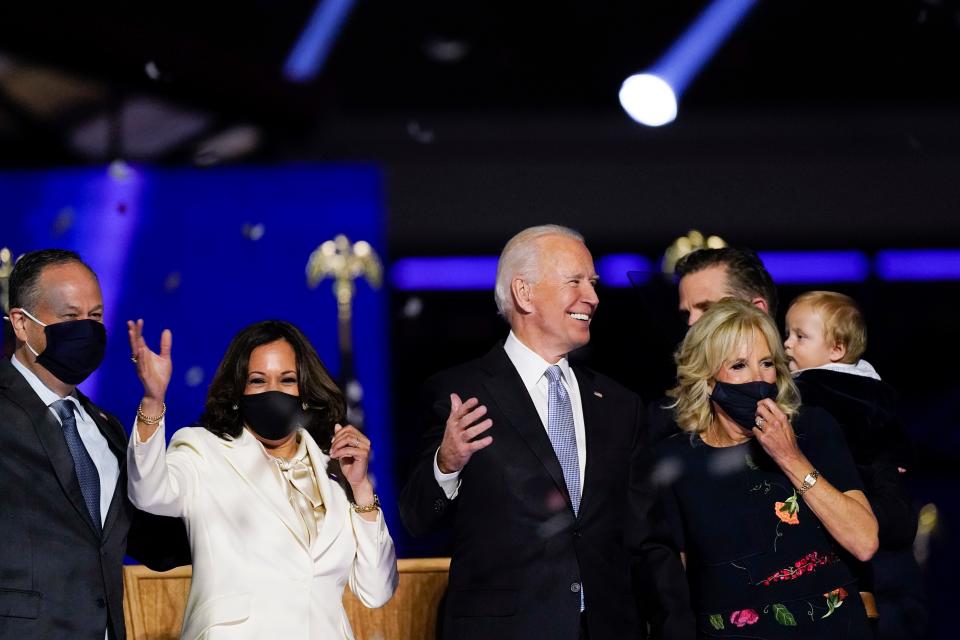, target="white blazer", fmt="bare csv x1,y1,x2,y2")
128,423,399,640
